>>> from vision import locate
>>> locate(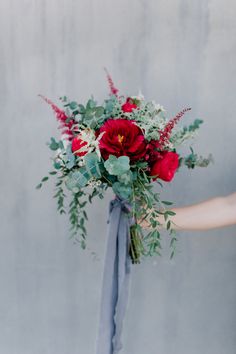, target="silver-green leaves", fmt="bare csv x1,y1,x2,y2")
104,155,130,176
65,153,102,191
